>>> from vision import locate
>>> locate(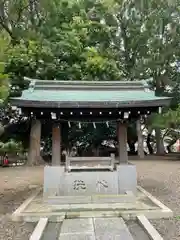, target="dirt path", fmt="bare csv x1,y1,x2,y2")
0,161,180,240
0,166,43,240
